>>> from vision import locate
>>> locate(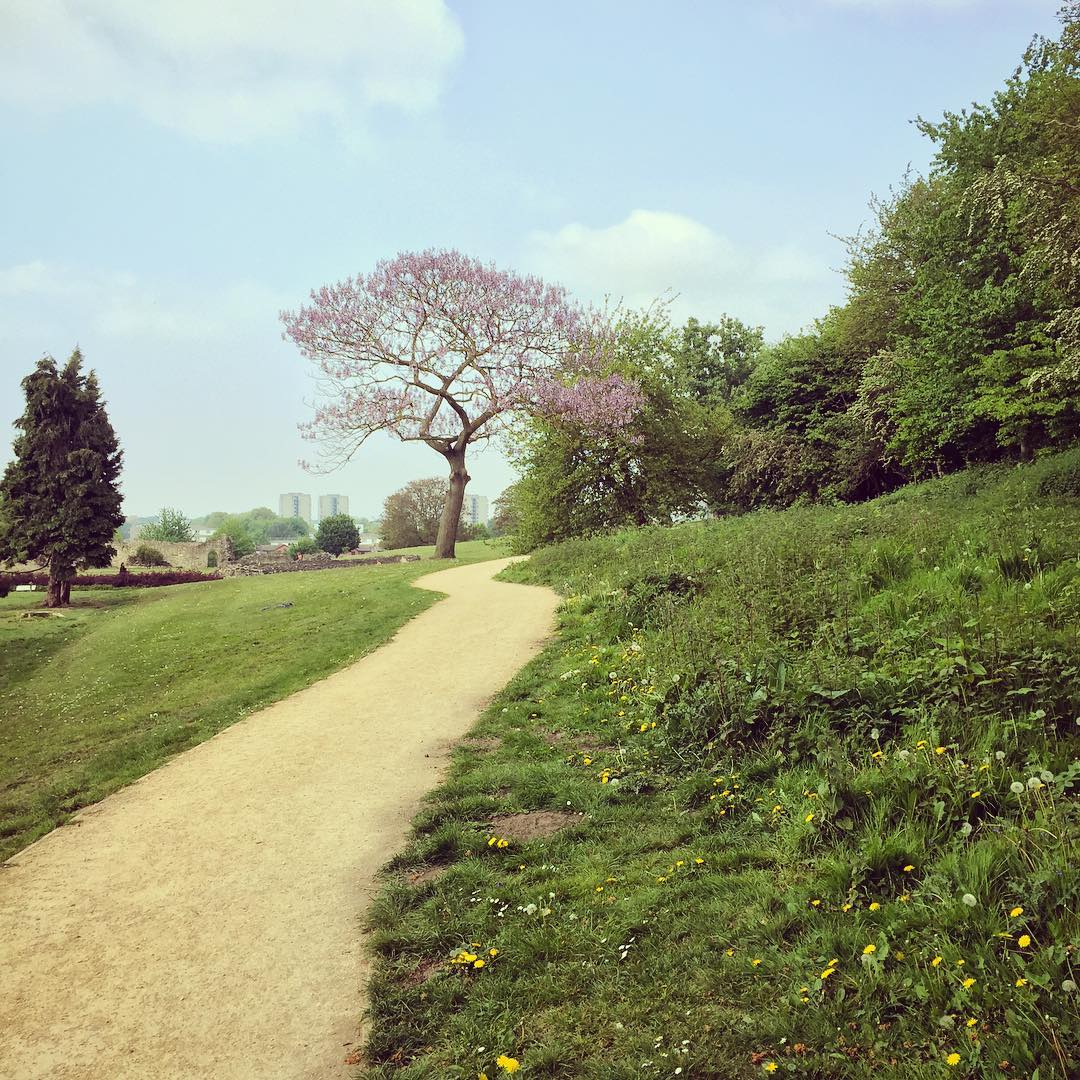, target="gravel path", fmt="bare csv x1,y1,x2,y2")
0,557,558,1079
